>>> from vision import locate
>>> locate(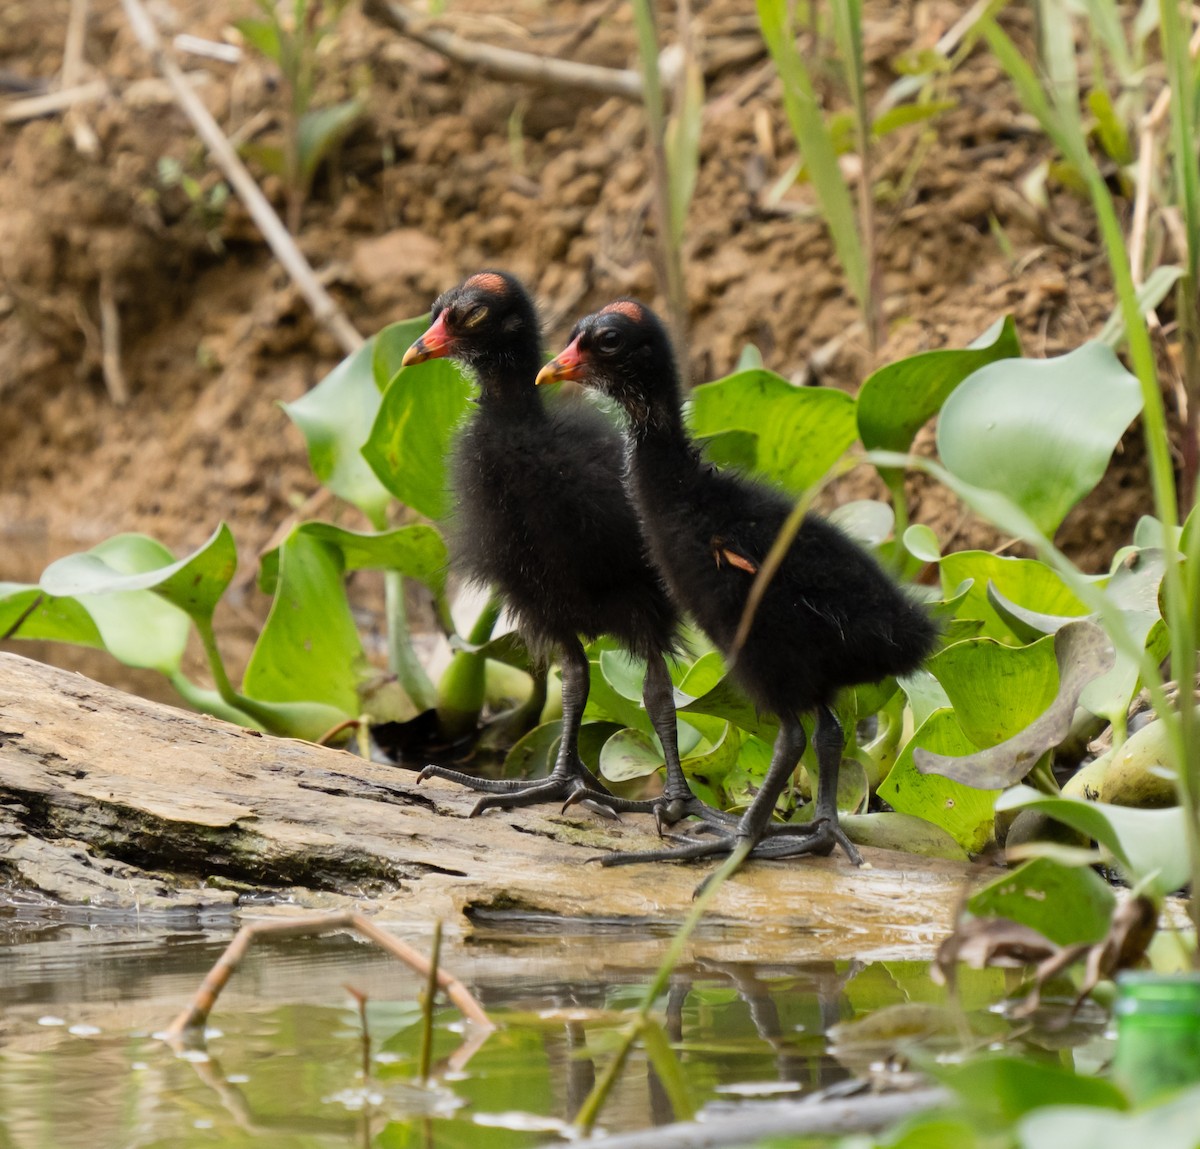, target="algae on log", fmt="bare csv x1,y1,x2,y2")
0,653,973,959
